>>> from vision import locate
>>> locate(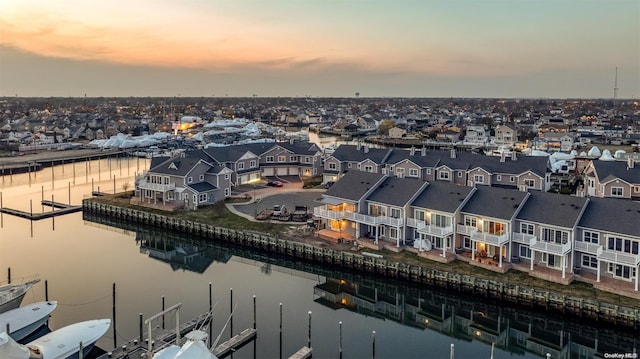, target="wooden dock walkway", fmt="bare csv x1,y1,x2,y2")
212,328,257,358
288,346,312,359
0,201,81,220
